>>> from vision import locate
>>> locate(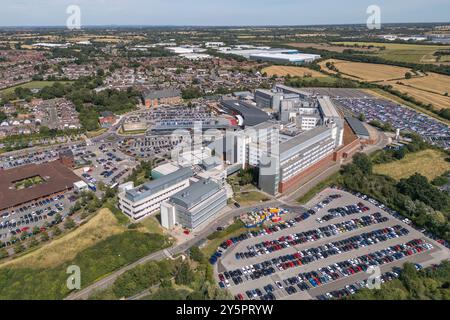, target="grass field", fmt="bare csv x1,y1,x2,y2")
234,190,271,205
320,59,450,110
384,81,450,110
0,80,72,95
382,72,450,110
374,149,450,181
0,208,125,269
0,205,170,299
320,59,412,82
262,65,326,78
287,42,378,53
332,42,450,64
